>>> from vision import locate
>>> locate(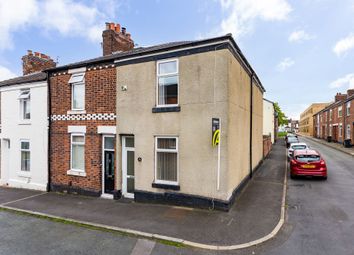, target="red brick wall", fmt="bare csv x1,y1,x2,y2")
263,135,272,158
49,66,116,195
